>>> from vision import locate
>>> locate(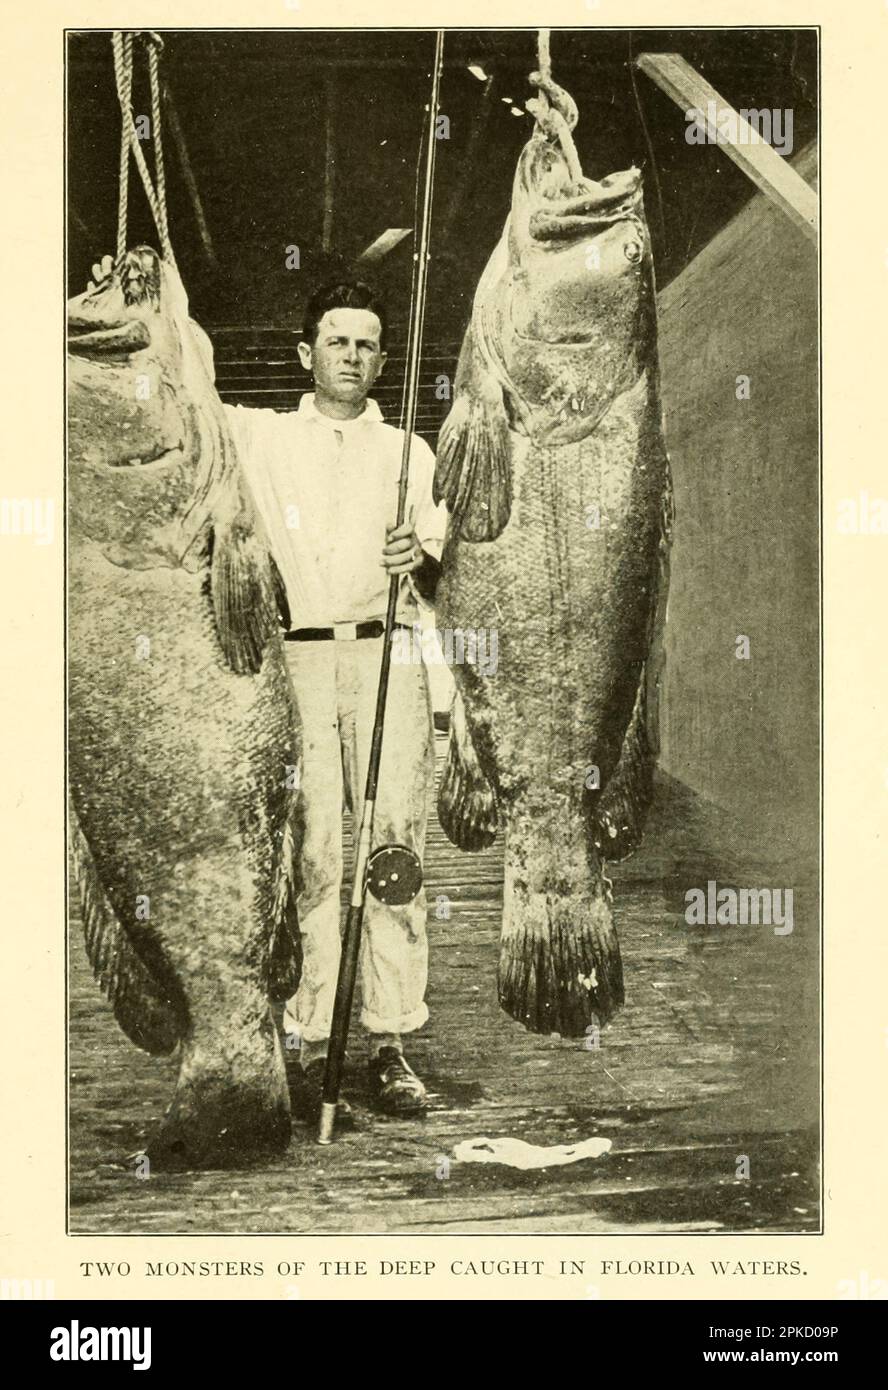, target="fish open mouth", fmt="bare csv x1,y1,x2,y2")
67,318,152,358
518,129,644,243
530,171,644,241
